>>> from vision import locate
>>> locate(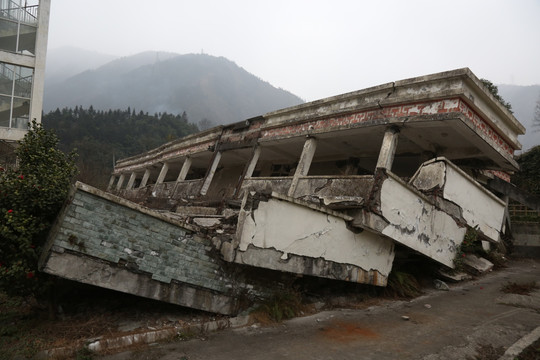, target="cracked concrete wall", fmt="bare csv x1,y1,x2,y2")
379,175,467,268
234,194,395,285
411,158,506,242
